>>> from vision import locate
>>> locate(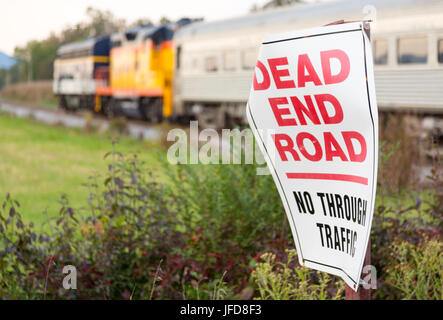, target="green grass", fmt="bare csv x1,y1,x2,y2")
0,113,164,225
